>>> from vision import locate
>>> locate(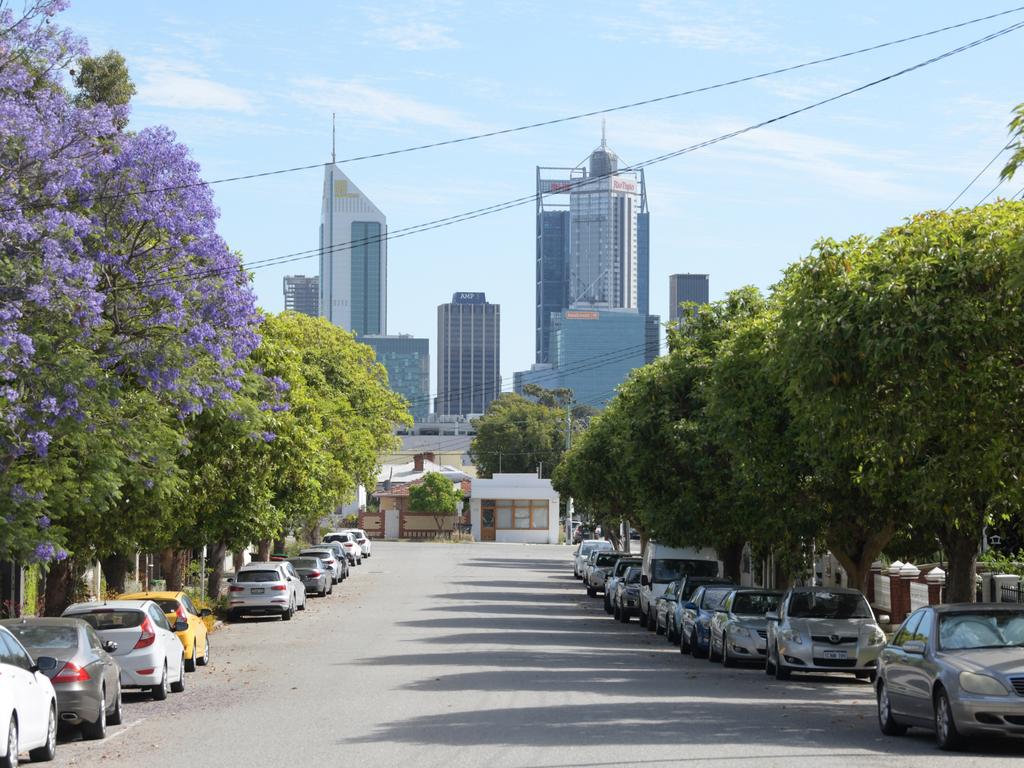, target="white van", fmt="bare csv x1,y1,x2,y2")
638,543,721,628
